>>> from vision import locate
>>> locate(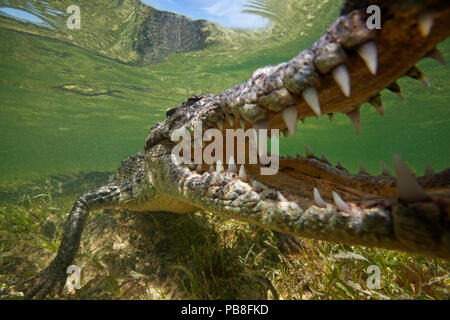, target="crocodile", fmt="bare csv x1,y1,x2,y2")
26,0,450,298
